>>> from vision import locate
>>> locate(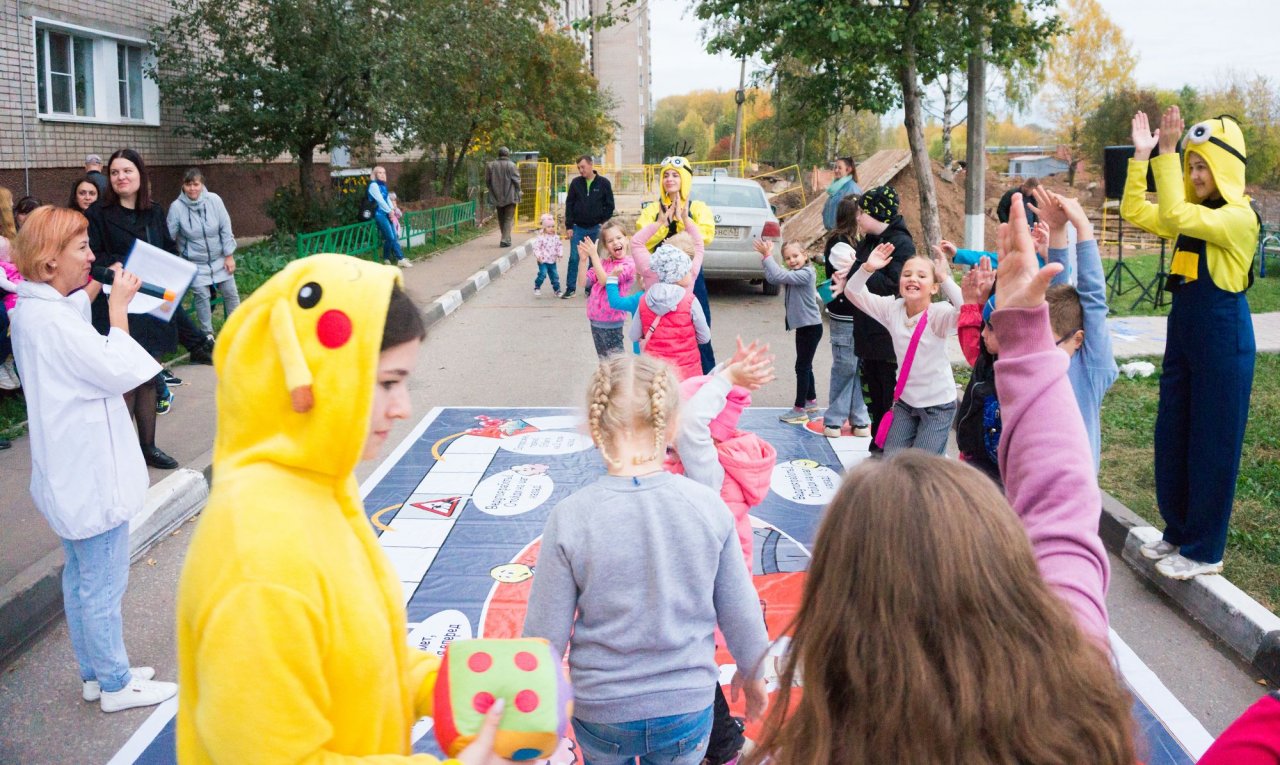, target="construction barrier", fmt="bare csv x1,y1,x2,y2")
296,200,477,260
515,160,553,234
749,164,807,219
